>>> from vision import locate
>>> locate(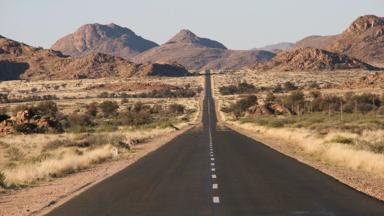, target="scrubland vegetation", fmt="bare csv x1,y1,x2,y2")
214,71,384,176
0,76,203,188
